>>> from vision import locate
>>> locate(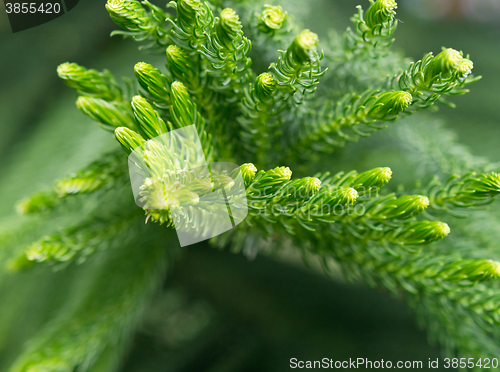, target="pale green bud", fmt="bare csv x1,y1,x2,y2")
115,127,145,154
57,62,122,101
352,167,392,189
170,81,195,128
176,0,204,32
303,177,322,195
131,95,169,139
240,163,258,186
373,195,429,220
336,187,359,205
364,0,397,30
288,29,319,66
369,91,412,119
259,5,287,33
457,172,500,203
279,177,322,201
400,221,450,245
106,0,149,33
251,166,292,195
274,166,292,180
424,48,473,83
215,8,243,49
134,62,170,102
166,45,192,81
458,57,474,79
254,73,278,102
76,96,136,131
446,259,500,282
